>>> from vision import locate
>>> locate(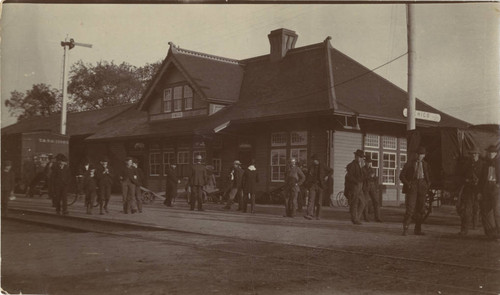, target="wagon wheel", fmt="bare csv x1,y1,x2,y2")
141,191,155,204
336,191,349,207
